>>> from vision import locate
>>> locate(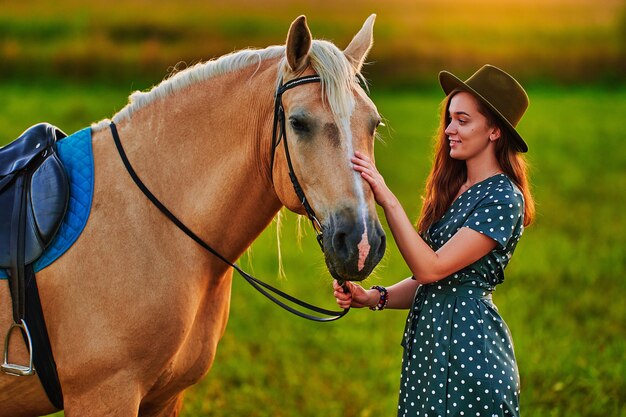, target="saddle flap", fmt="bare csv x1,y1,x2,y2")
29,154,70,245
0,123,67,177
